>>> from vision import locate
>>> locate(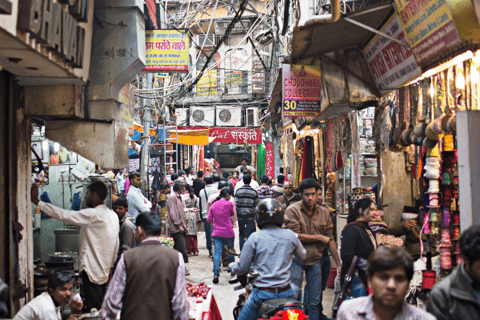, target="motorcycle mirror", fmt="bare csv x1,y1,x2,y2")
223,245,238,256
